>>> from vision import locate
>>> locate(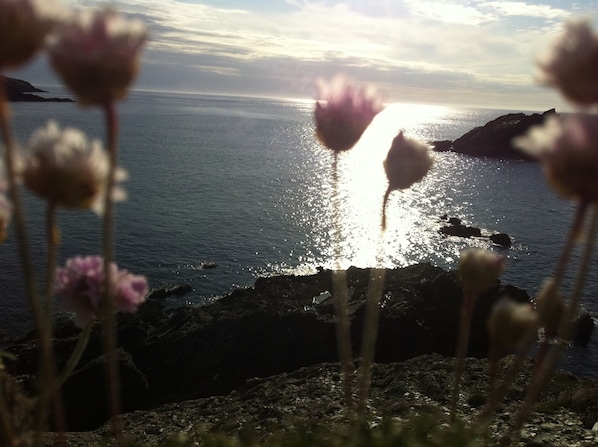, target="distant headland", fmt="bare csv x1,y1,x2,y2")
431,109,556,160
1,75,73,102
